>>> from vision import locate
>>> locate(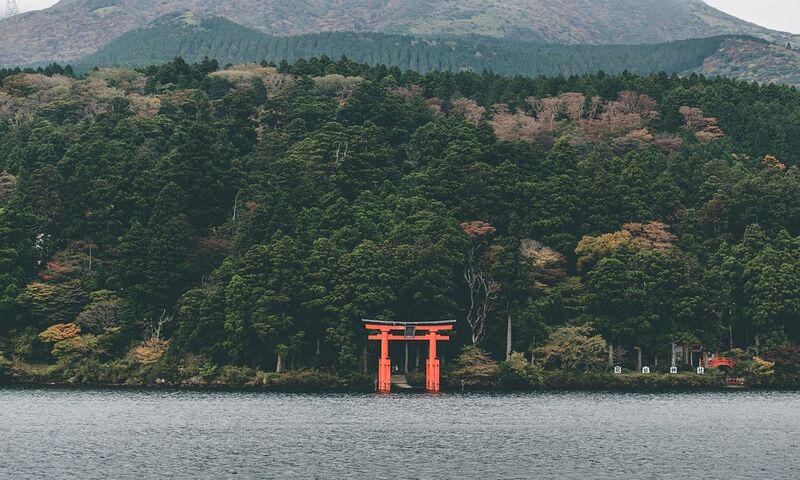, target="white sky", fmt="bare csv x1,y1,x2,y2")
11,0,800,34
704,0,800,34
16,0,58,12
